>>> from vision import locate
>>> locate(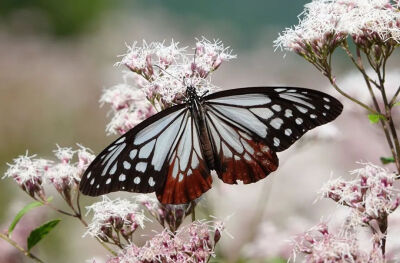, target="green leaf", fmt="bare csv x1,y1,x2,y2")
380,156,395,164
8,201,43,237
368,114,385,124
27,219,61,251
